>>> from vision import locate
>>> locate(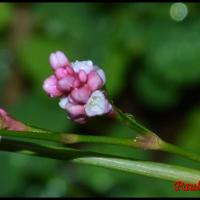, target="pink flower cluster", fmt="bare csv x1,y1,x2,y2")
0,108,27,131
43,51,113,123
